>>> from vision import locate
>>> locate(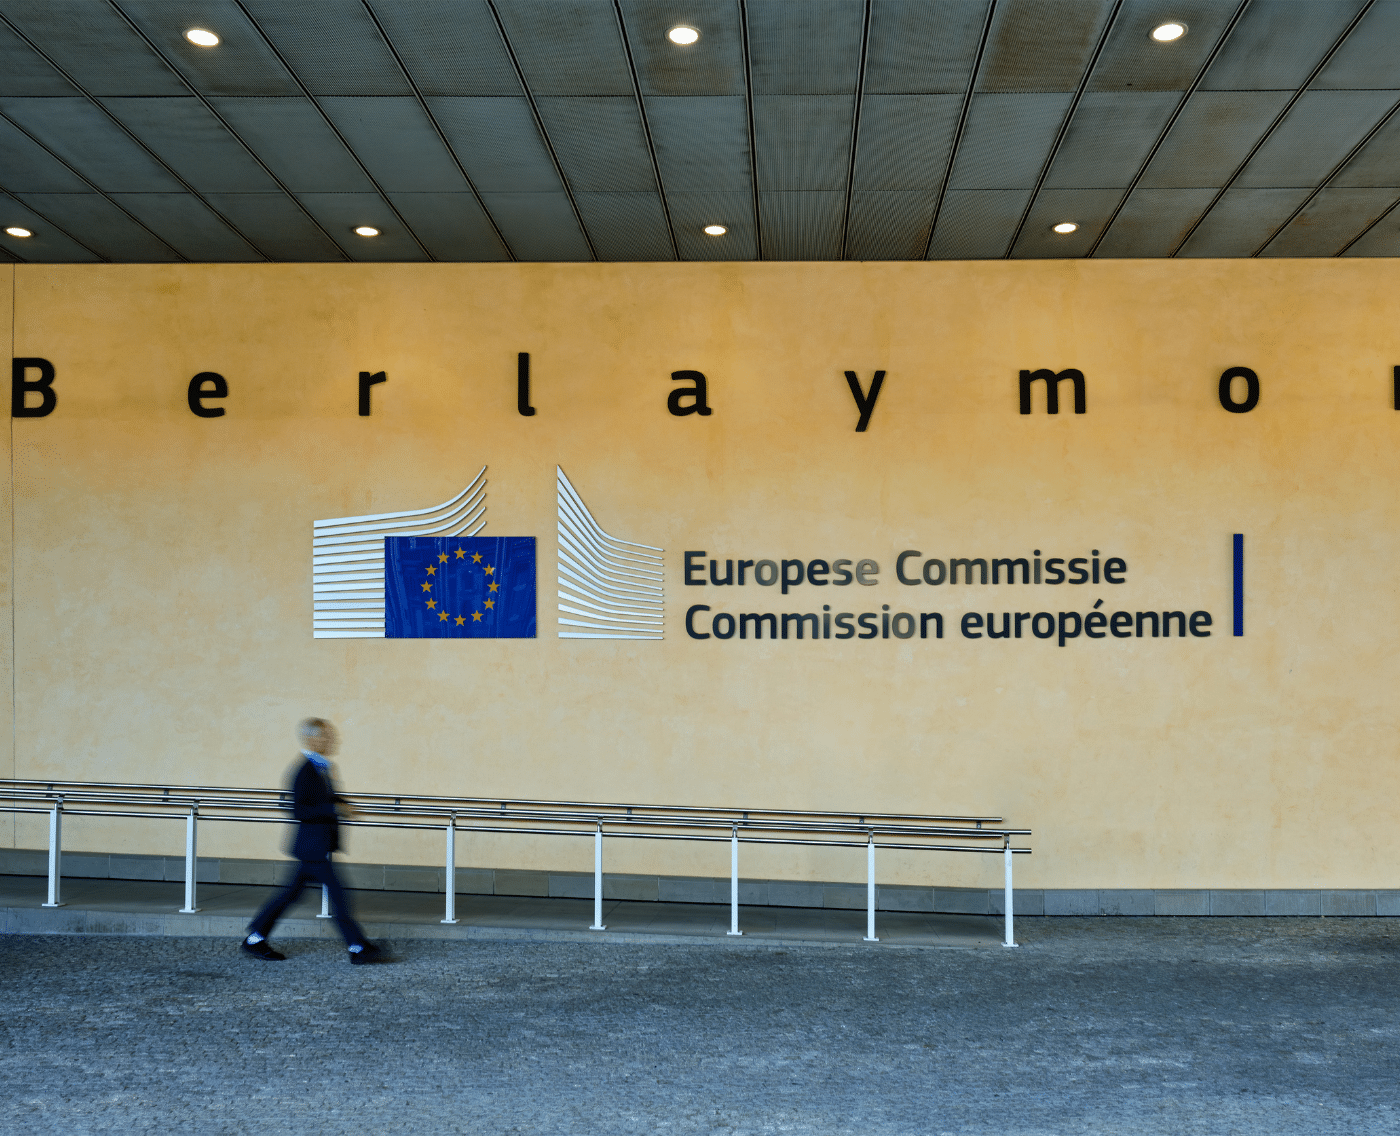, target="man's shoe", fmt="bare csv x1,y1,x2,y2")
348,941,385,964
240,937,286,961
